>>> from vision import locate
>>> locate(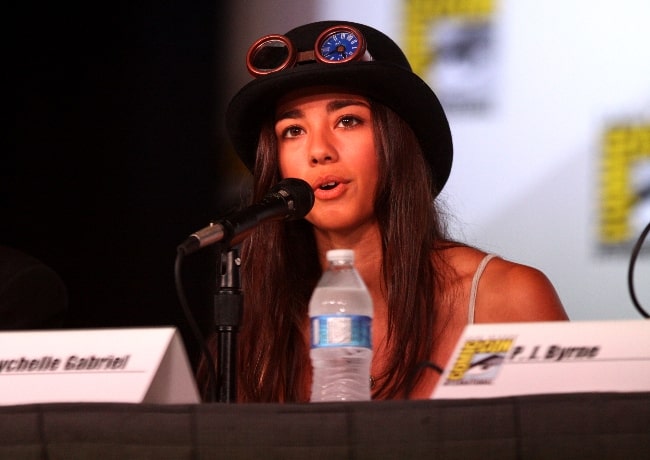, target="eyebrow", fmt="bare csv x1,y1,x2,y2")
275,99,370,122
327,99,369,112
